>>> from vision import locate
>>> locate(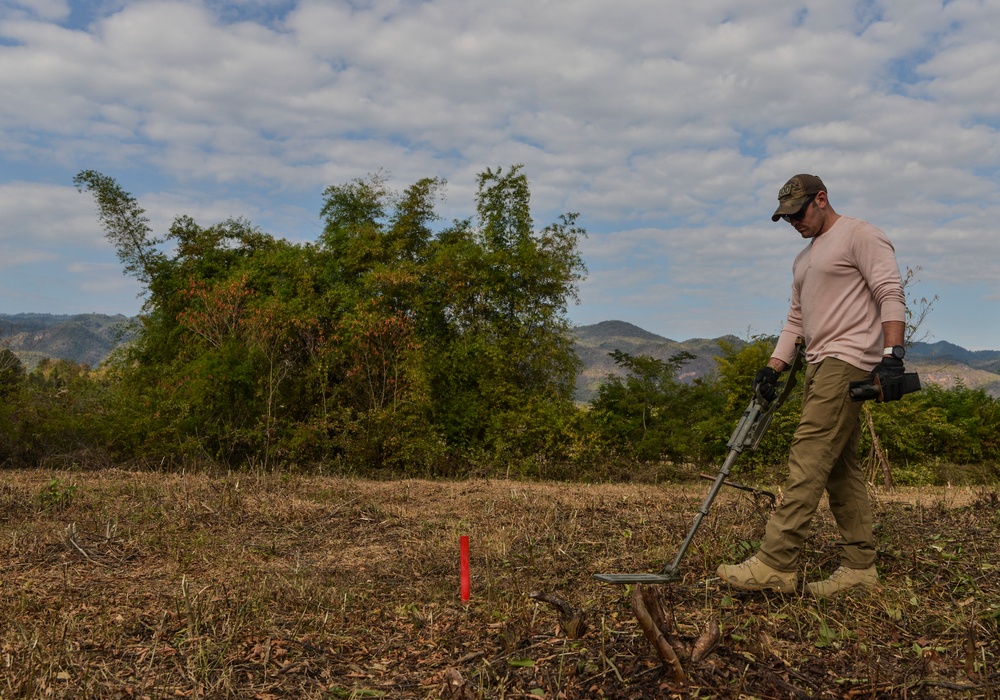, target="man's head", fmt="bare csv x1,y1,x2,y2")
771,174,826,222
772,173,838,239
